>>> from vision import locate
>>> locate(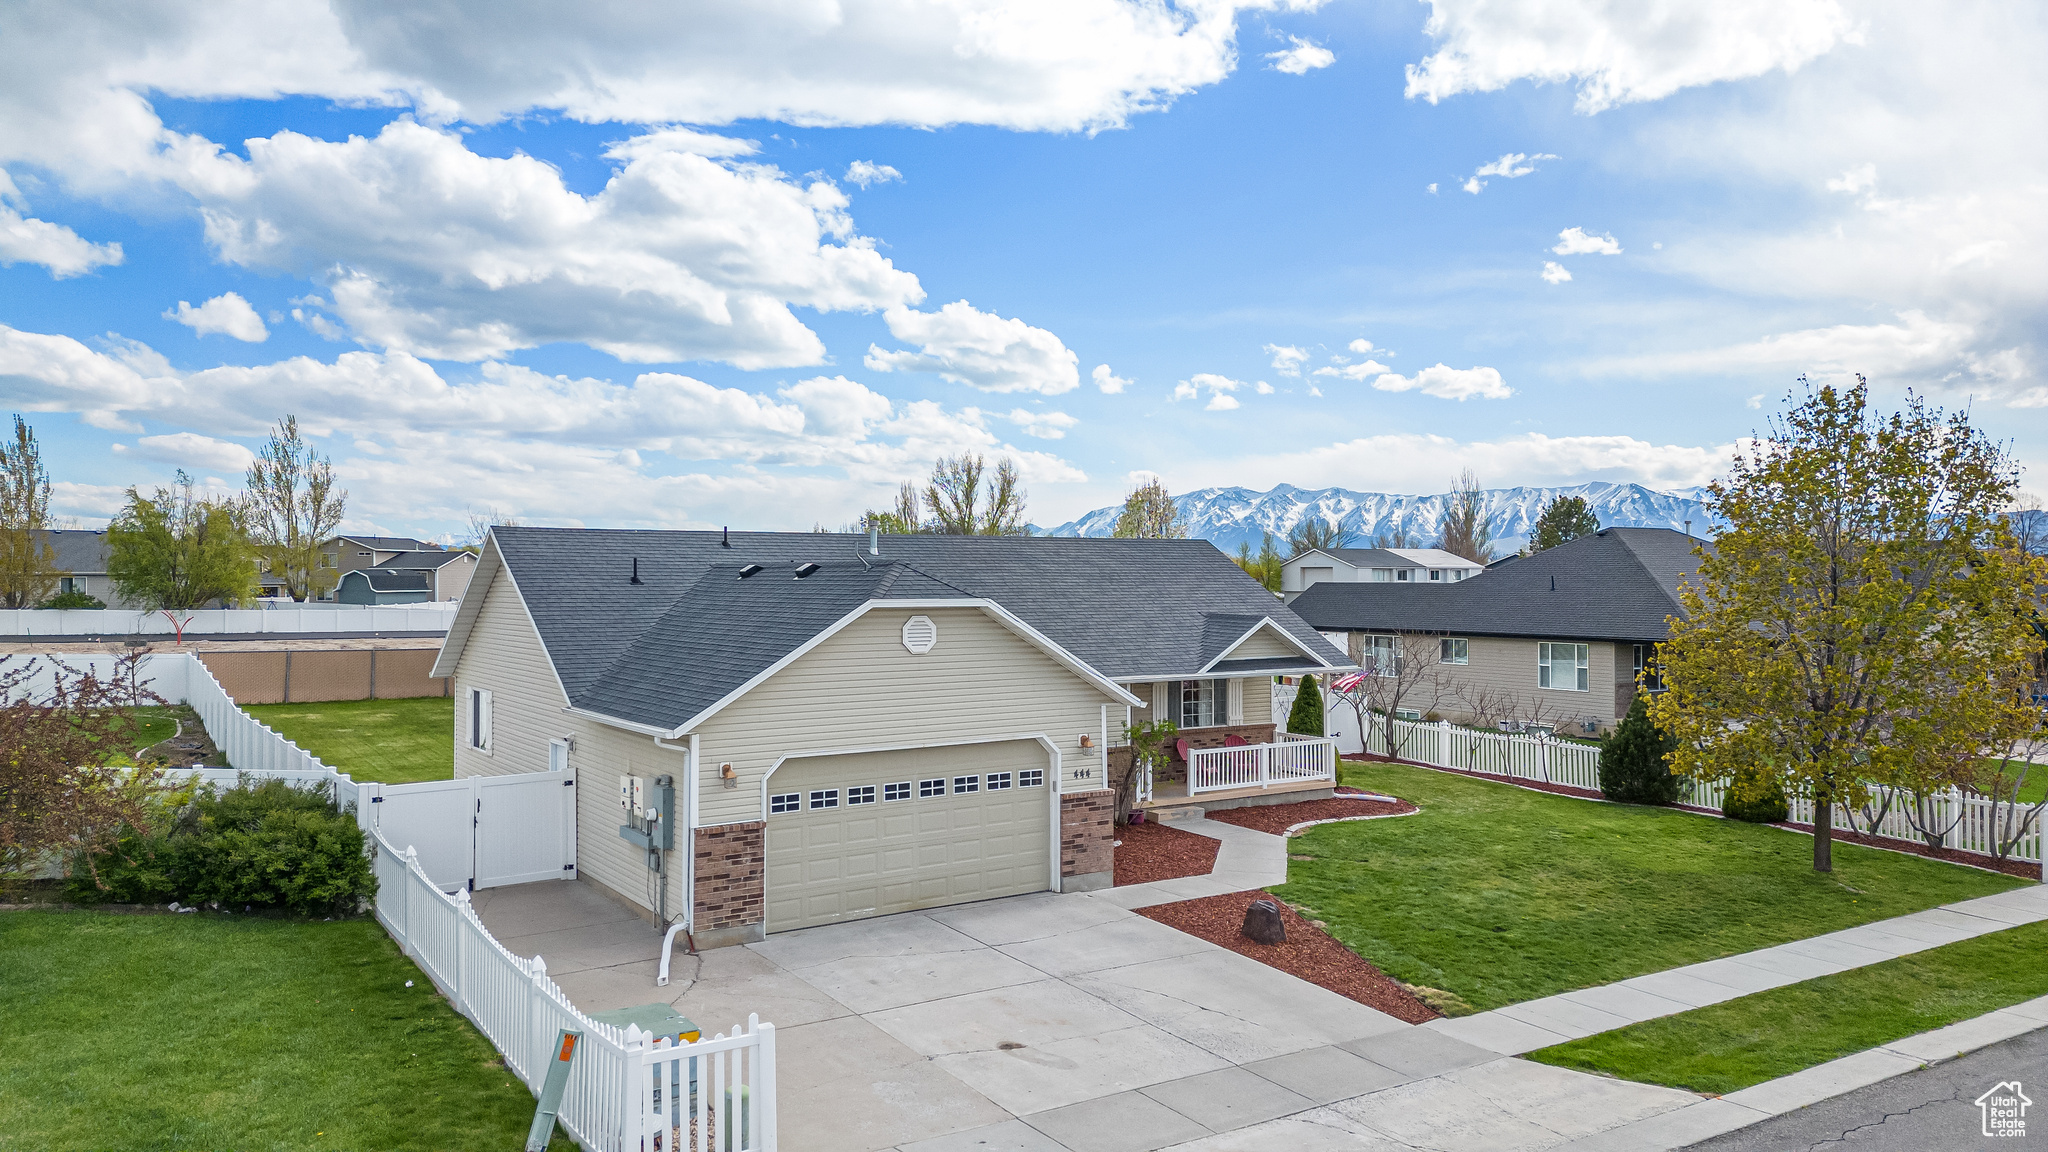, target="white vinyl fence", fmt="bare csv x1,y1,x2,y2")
1364,714,1603,793
0,604,457,637
375,830,776,1151
1186,734,1338,795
